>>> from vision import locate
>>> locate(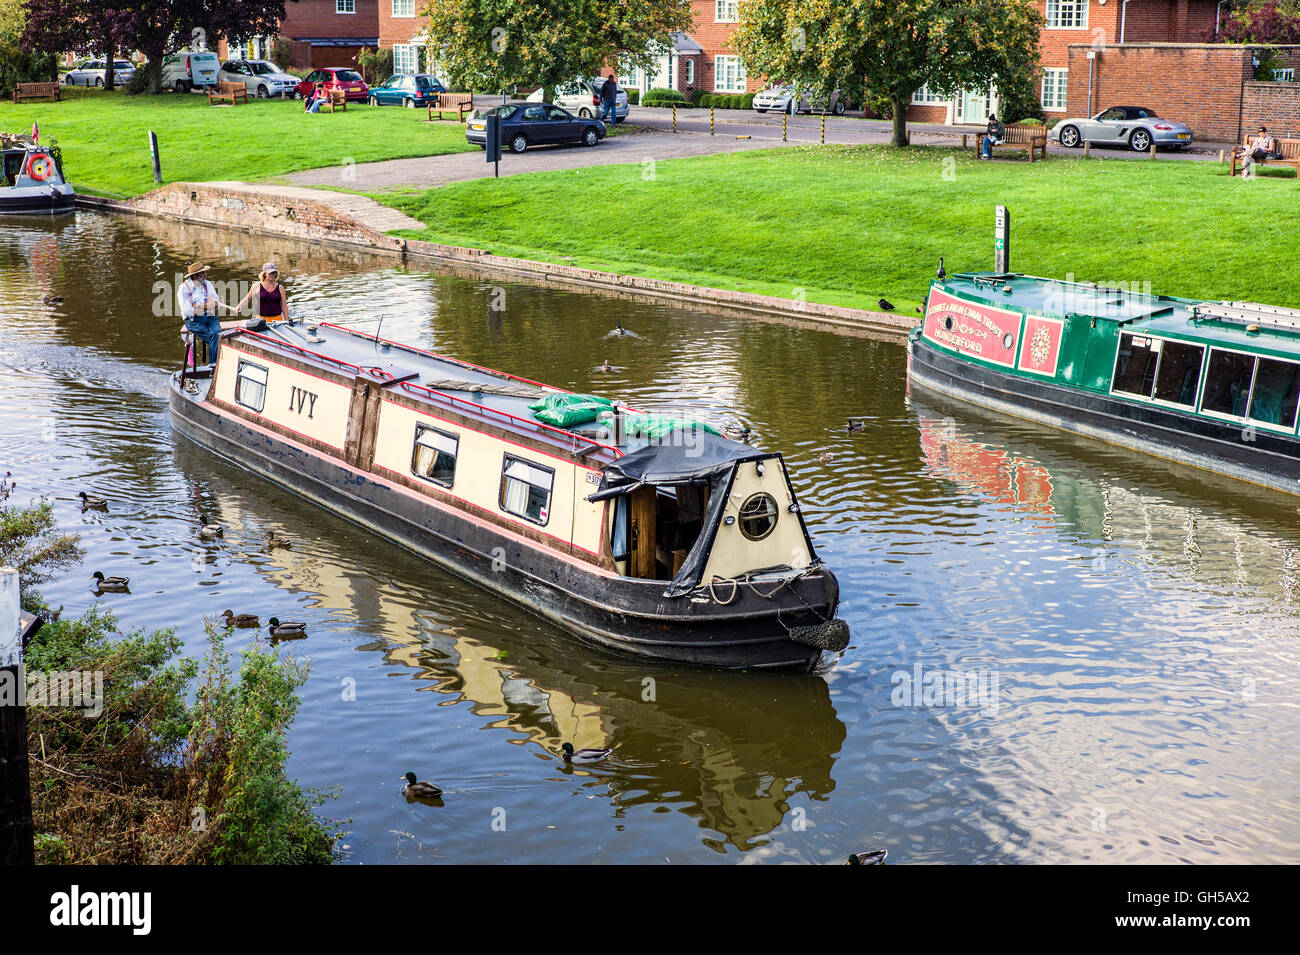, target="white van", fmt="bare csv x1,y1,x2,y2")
161,51,221,93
